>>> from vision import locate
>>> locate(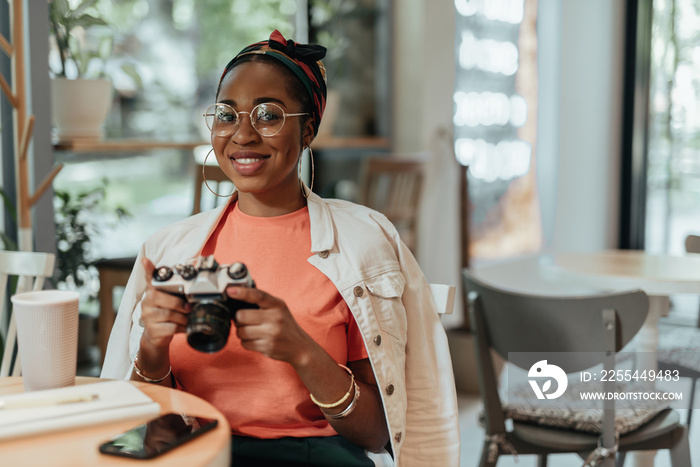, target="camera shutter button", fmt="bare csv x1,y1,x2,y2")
180,265,197,280
153,266,173,282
